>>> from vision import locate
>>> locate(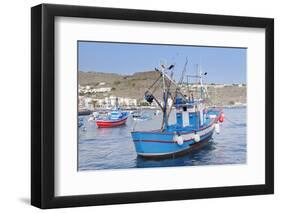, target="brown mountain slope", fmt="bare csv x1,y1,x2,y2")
78,71,246,106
